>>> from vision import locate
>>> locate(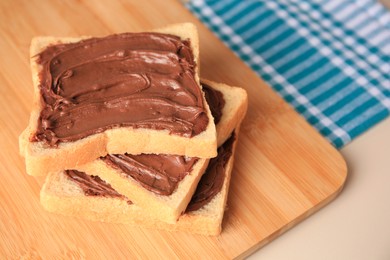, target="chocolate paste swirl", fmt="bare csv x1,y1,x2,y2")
64,169,131,204
186,133,235,212
100,84,225,196
32,32,208,146
102,154,199,196
202,83,225,124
